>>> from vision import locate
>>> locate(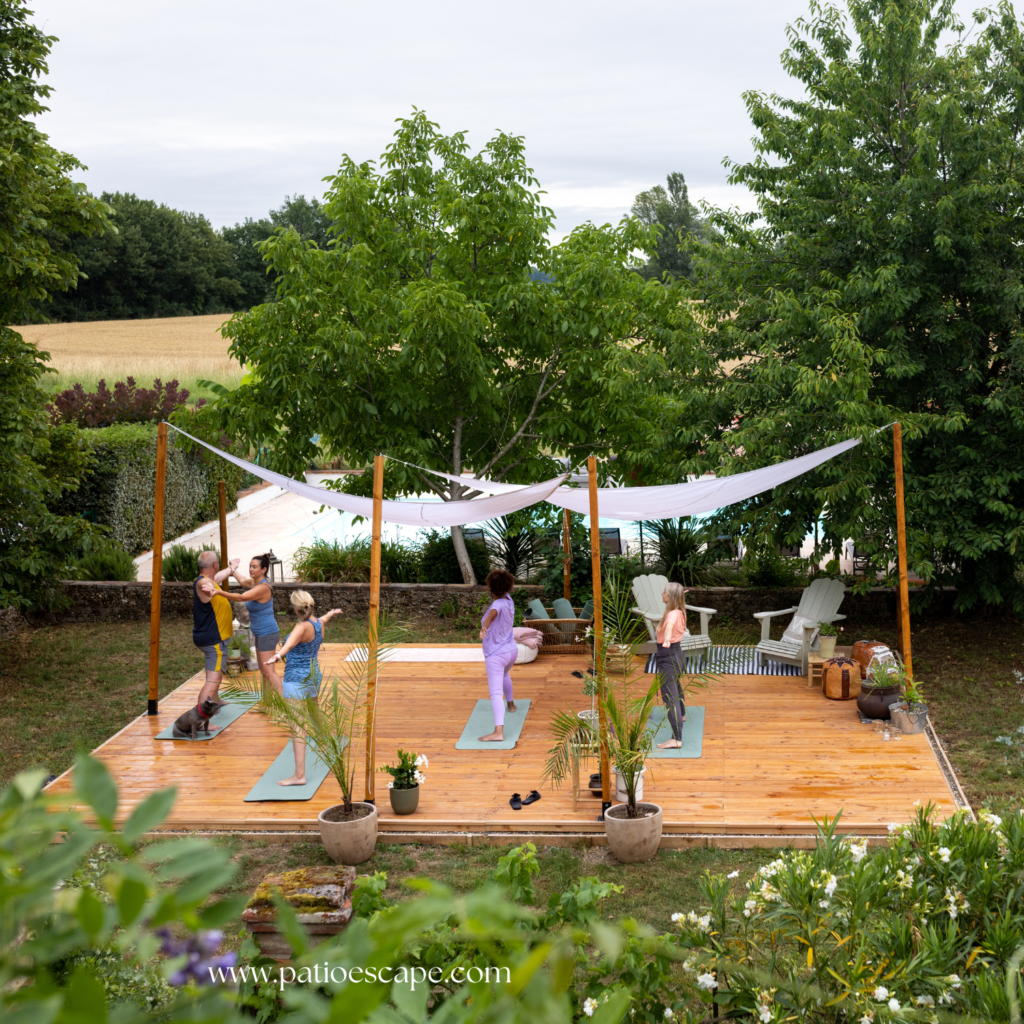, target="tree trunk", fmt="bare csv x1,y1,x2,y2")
451,525,477,585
